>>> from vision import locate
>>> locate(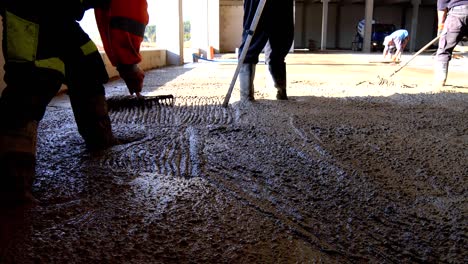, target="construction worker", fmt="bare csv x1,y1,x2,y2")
433,0,468,88
238,0,294,101
0,0,149,207
382,29,410,62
